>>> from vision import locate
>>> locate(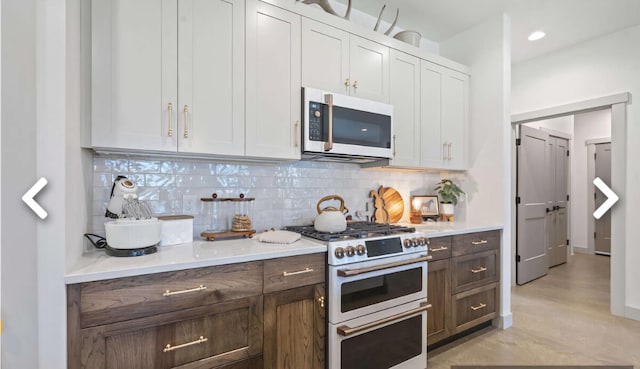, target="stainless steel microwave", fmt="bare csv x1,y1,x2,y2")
302,87,393,163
